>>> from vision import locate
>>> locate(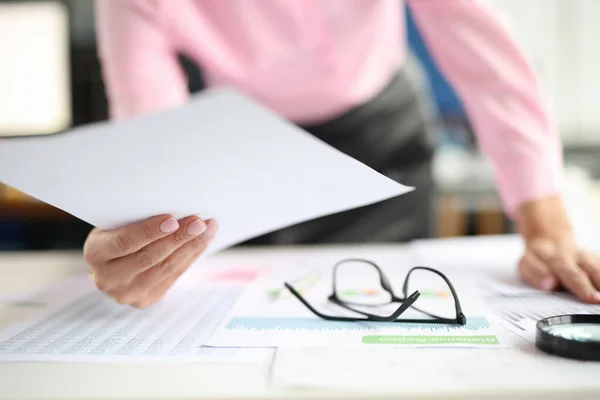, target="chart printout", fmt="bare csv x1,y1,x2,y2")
205,270,506,348
207,315,504,348
0,280,269,363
